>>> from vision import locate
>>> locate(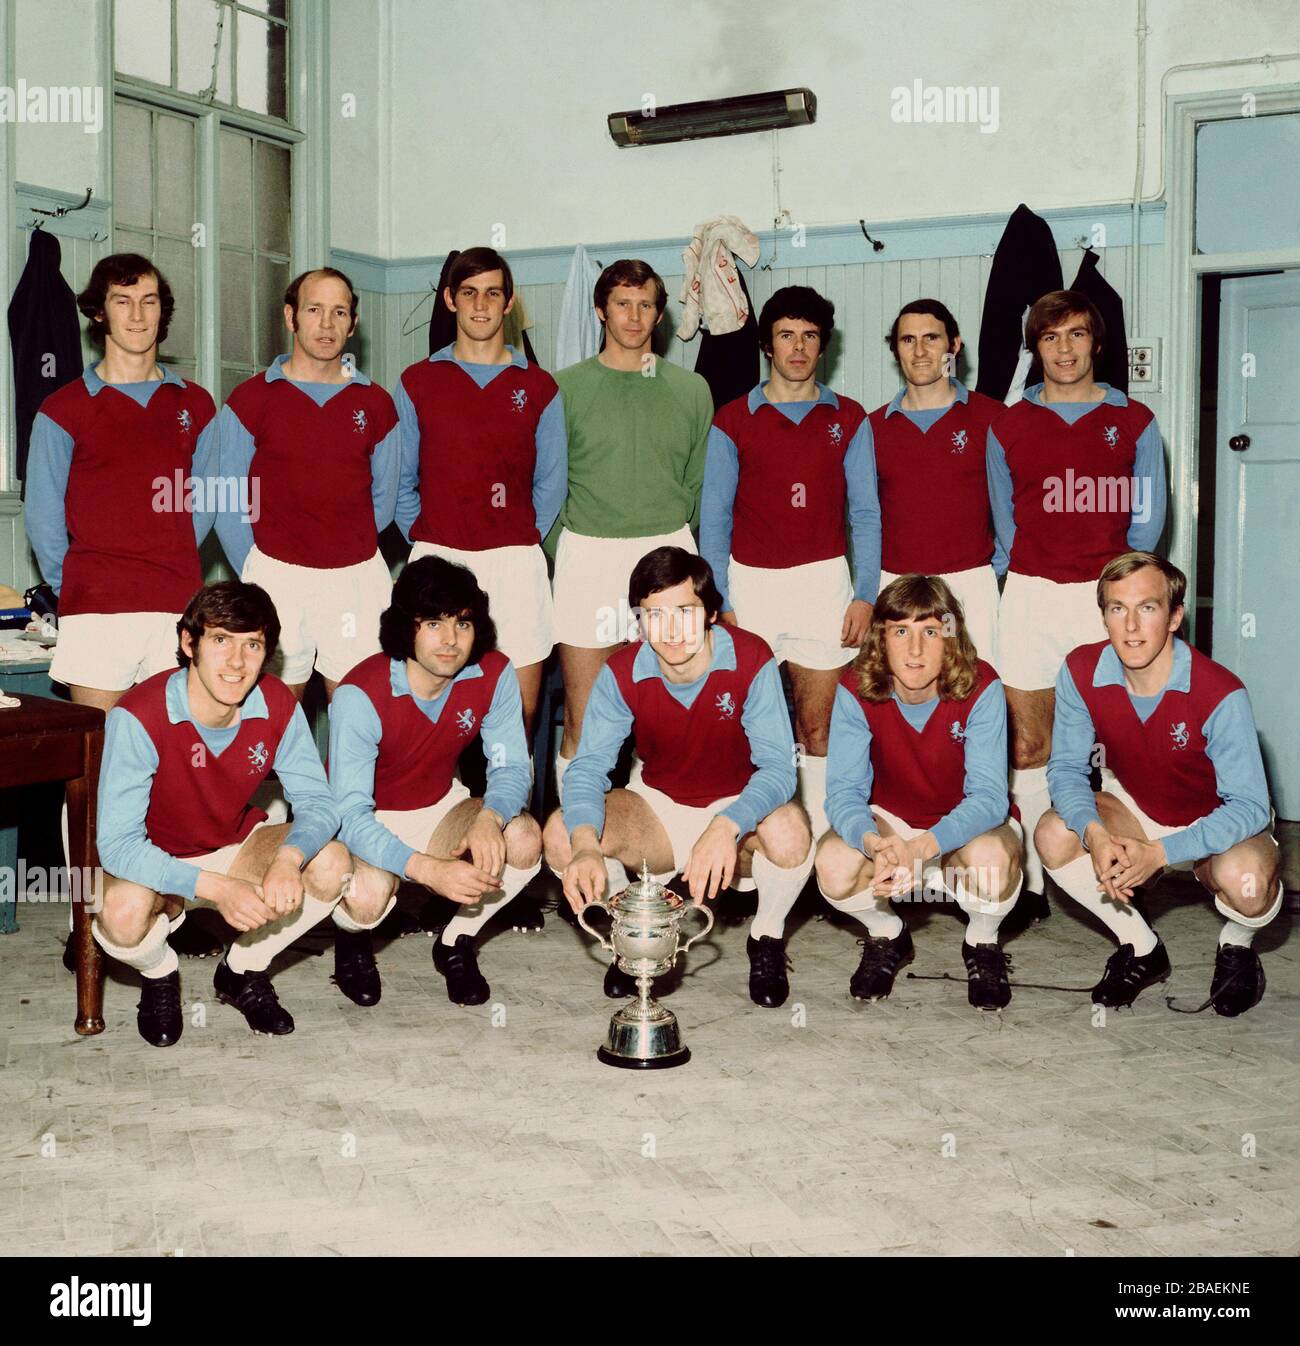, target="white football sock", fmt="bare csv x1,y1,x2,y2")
750,846,814,940
1215,880,1282,949
332,893,396,933
1046,853,1158,956
797,755,829,845
604,857,629,895
820,879,904,940
441,861,541,945
555,753,572,802
227,893,340,974
94,911,177,979
957,875,1021,946
1009,766,1051,893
